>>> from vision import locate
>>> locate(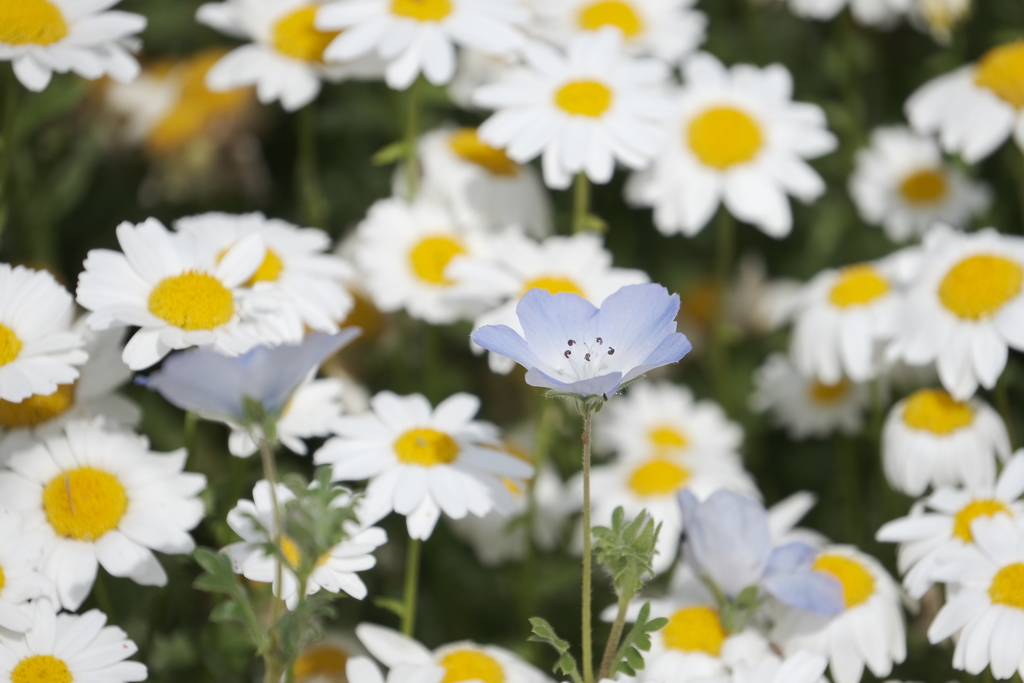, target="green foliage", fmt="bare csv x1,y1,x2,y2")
609,603,667,679
193,547,269,655
593,507,661,601
528,617,583,683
